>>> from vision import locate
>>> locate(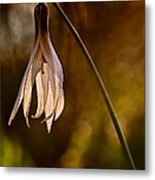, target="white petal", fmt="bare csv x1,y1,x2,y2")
44,62,55,96
46,114,54,134
8,39,40,126
23,65,33,127
40,64,55,124
55,89,65,120
42,63,50,104
44,53,64,122
45,82,54,133
32,49,42,80
48,35,64,83
8,75,26,126
40,37,56,94
23,50,42,127
31,71,44,119
43,75,64,123
41,34,64,83
40,33,65,128
40,35,55,75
